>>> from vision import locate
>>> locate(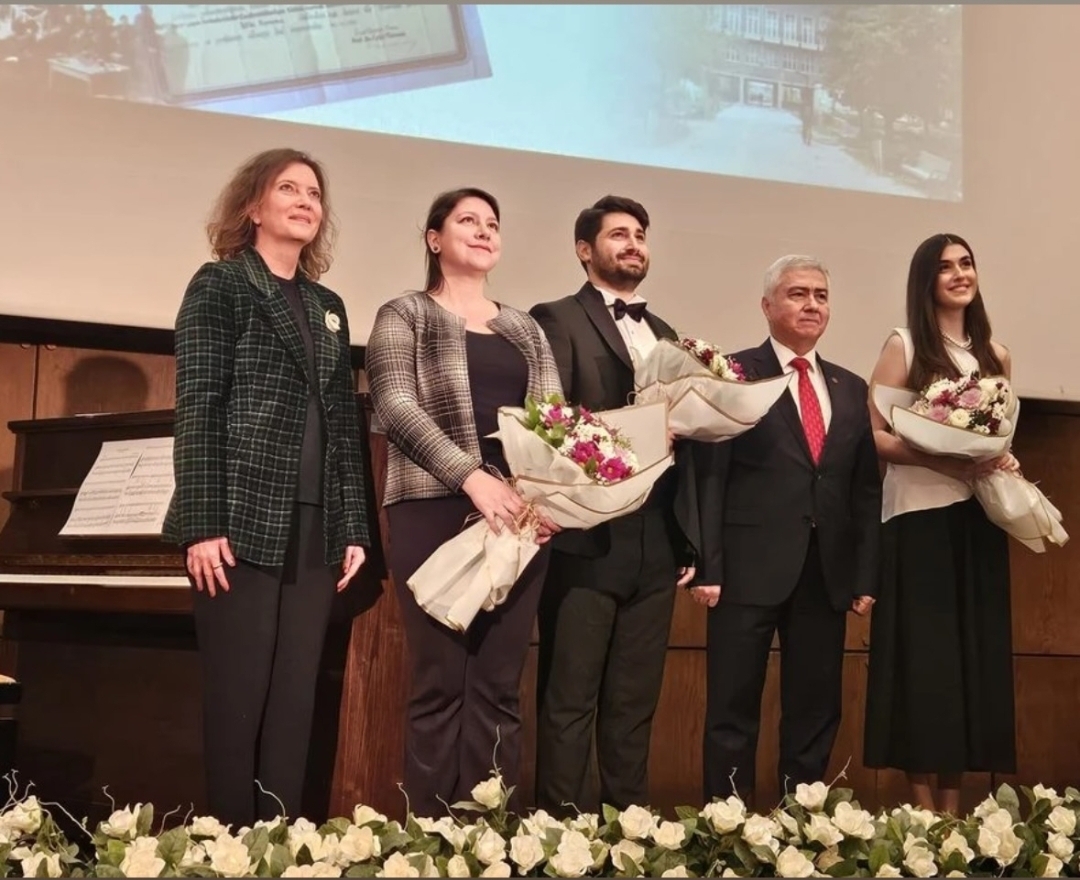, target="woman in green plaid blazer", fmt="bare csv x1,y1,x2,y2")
366,187,562,817
163,149,369,827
